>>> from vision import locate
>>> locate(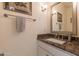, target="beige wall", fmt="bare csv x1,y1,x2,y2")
77,2,79,36
36,3,51,34
66,6,72,32
0,2,50,55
